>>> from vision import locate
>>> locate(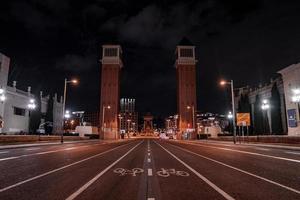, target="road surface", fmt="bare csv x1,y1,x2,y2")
0,139,299,200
